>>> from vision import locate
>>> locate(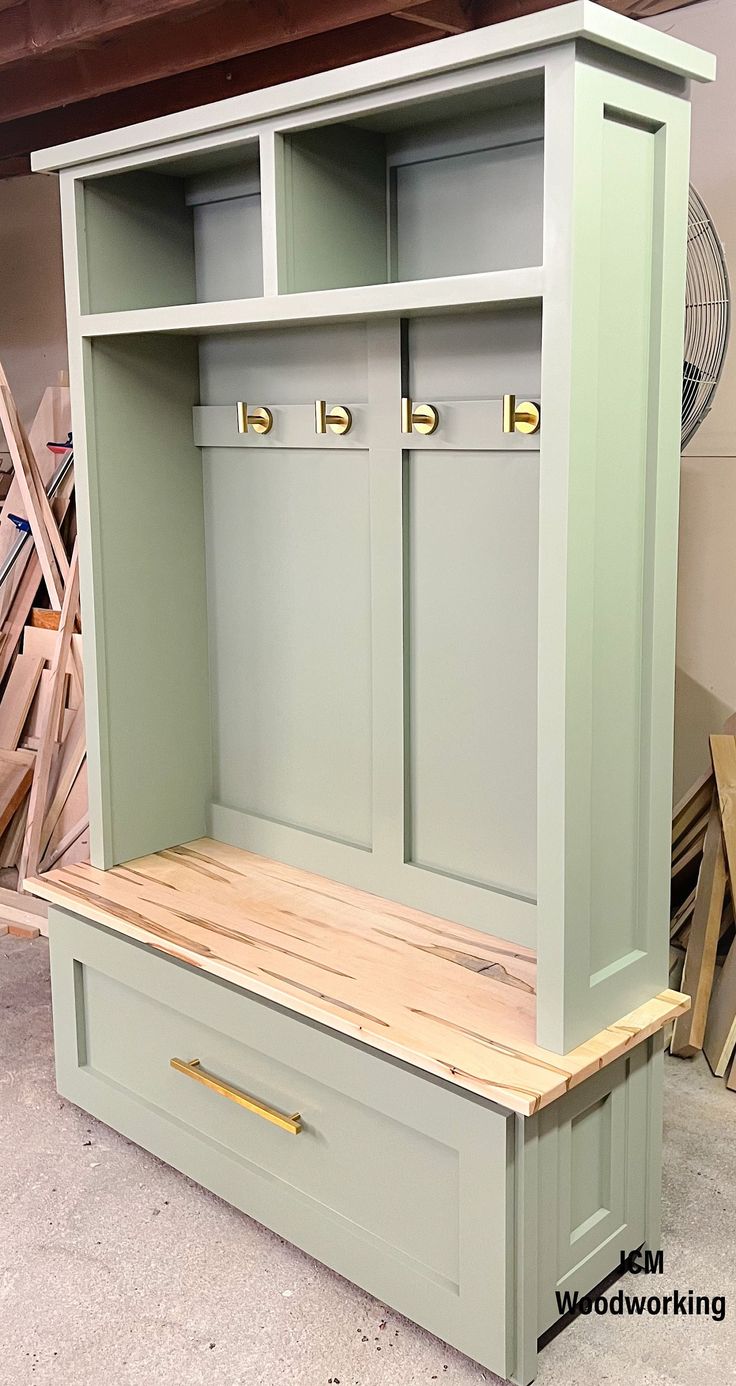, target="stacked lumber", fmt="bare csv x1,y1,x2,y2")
0,367,87,941
670,724,736,1089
